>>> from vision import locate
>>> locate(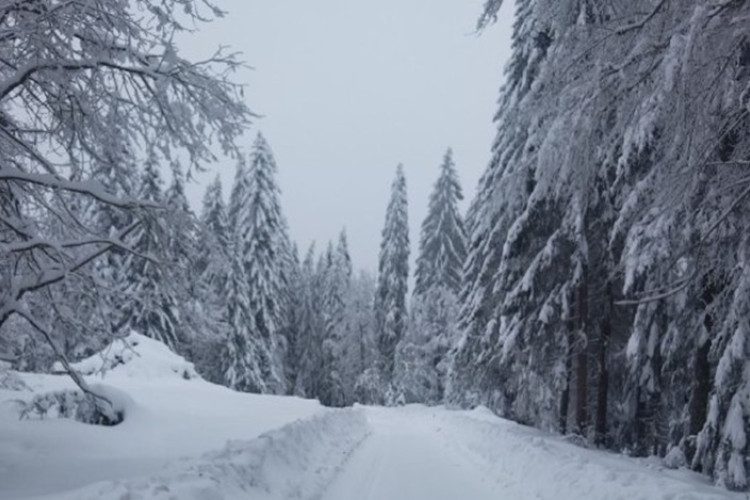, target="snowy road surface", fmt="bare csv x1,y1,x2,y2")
0,337,742,499
323,407,496,500
319,405,740,500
